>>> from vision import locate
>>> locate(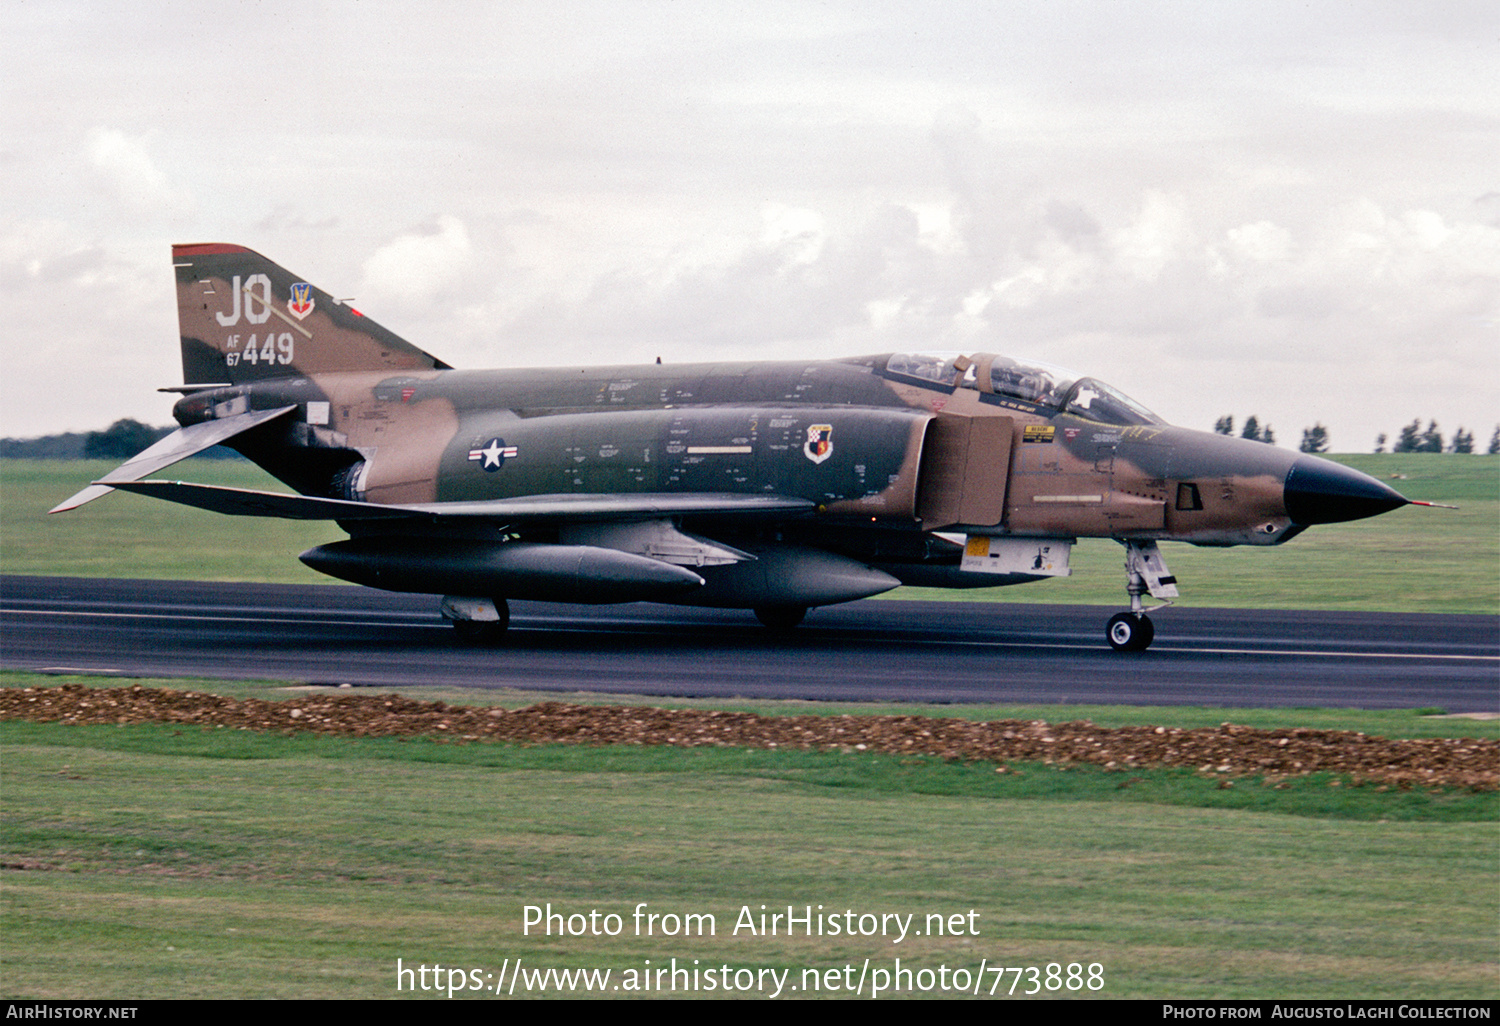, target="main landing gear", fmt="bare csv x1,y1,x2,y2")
1107,541,1177,653
442,595,510,645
